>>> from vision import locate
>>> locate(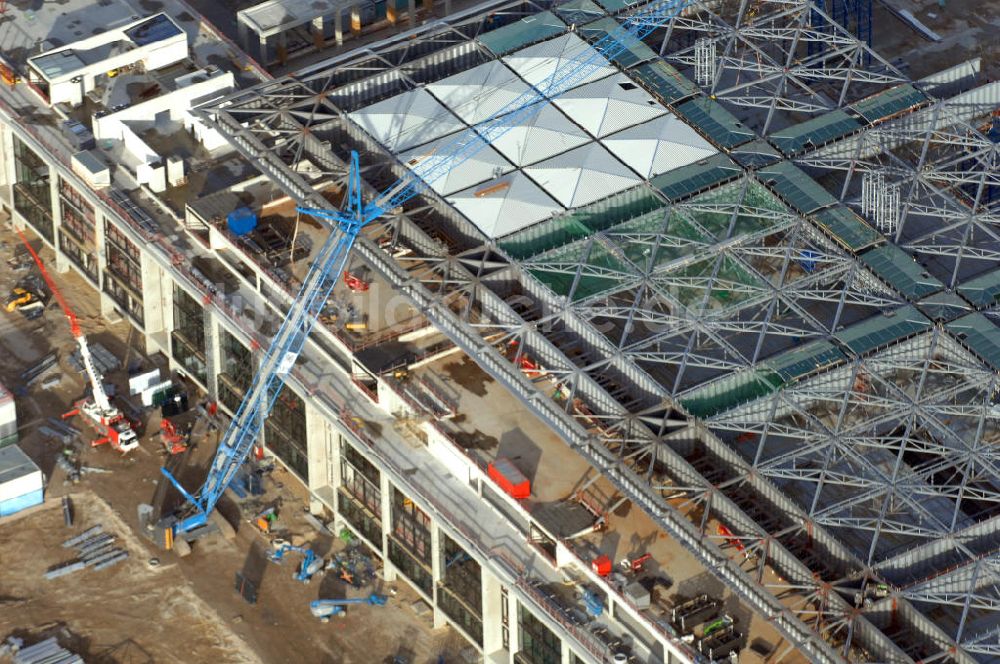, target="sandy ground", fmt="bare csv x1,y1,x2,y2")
0,227,471,663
